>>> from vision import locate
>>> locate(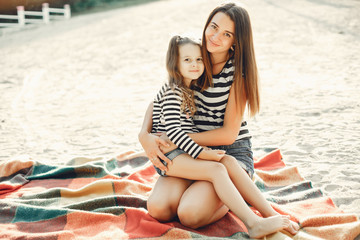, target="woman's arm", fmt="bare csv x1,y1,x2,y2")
138,102,171,171
188,85,246,146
